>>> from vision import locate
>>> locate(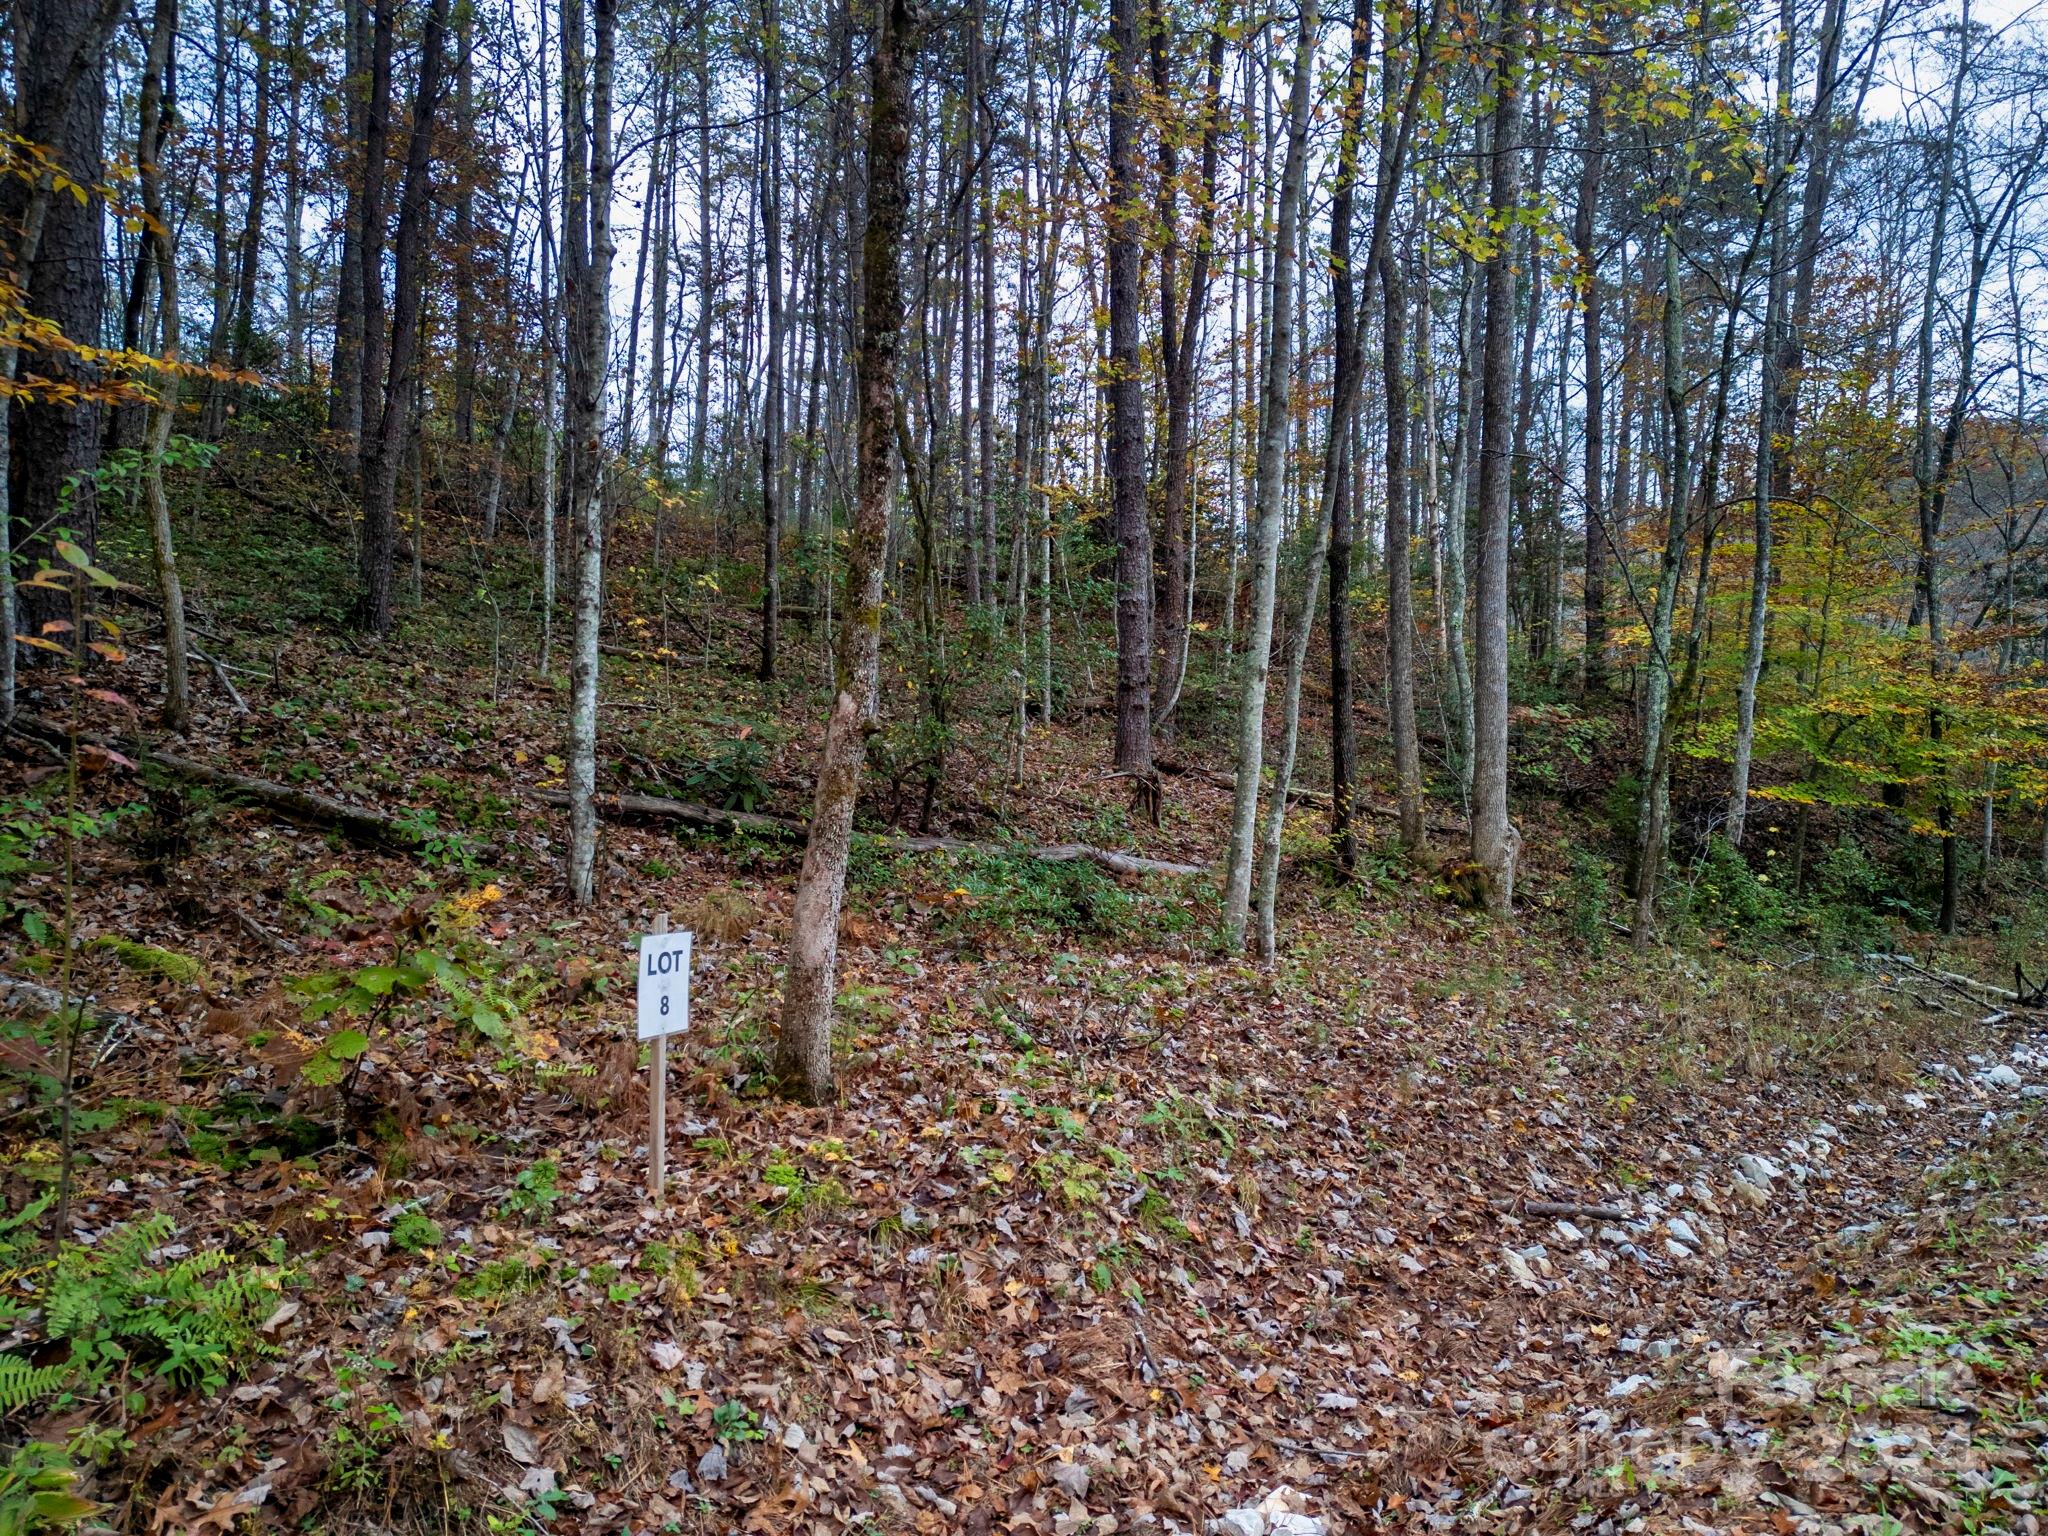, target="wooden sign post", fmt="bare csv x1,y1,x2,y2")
637,913,692,1207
